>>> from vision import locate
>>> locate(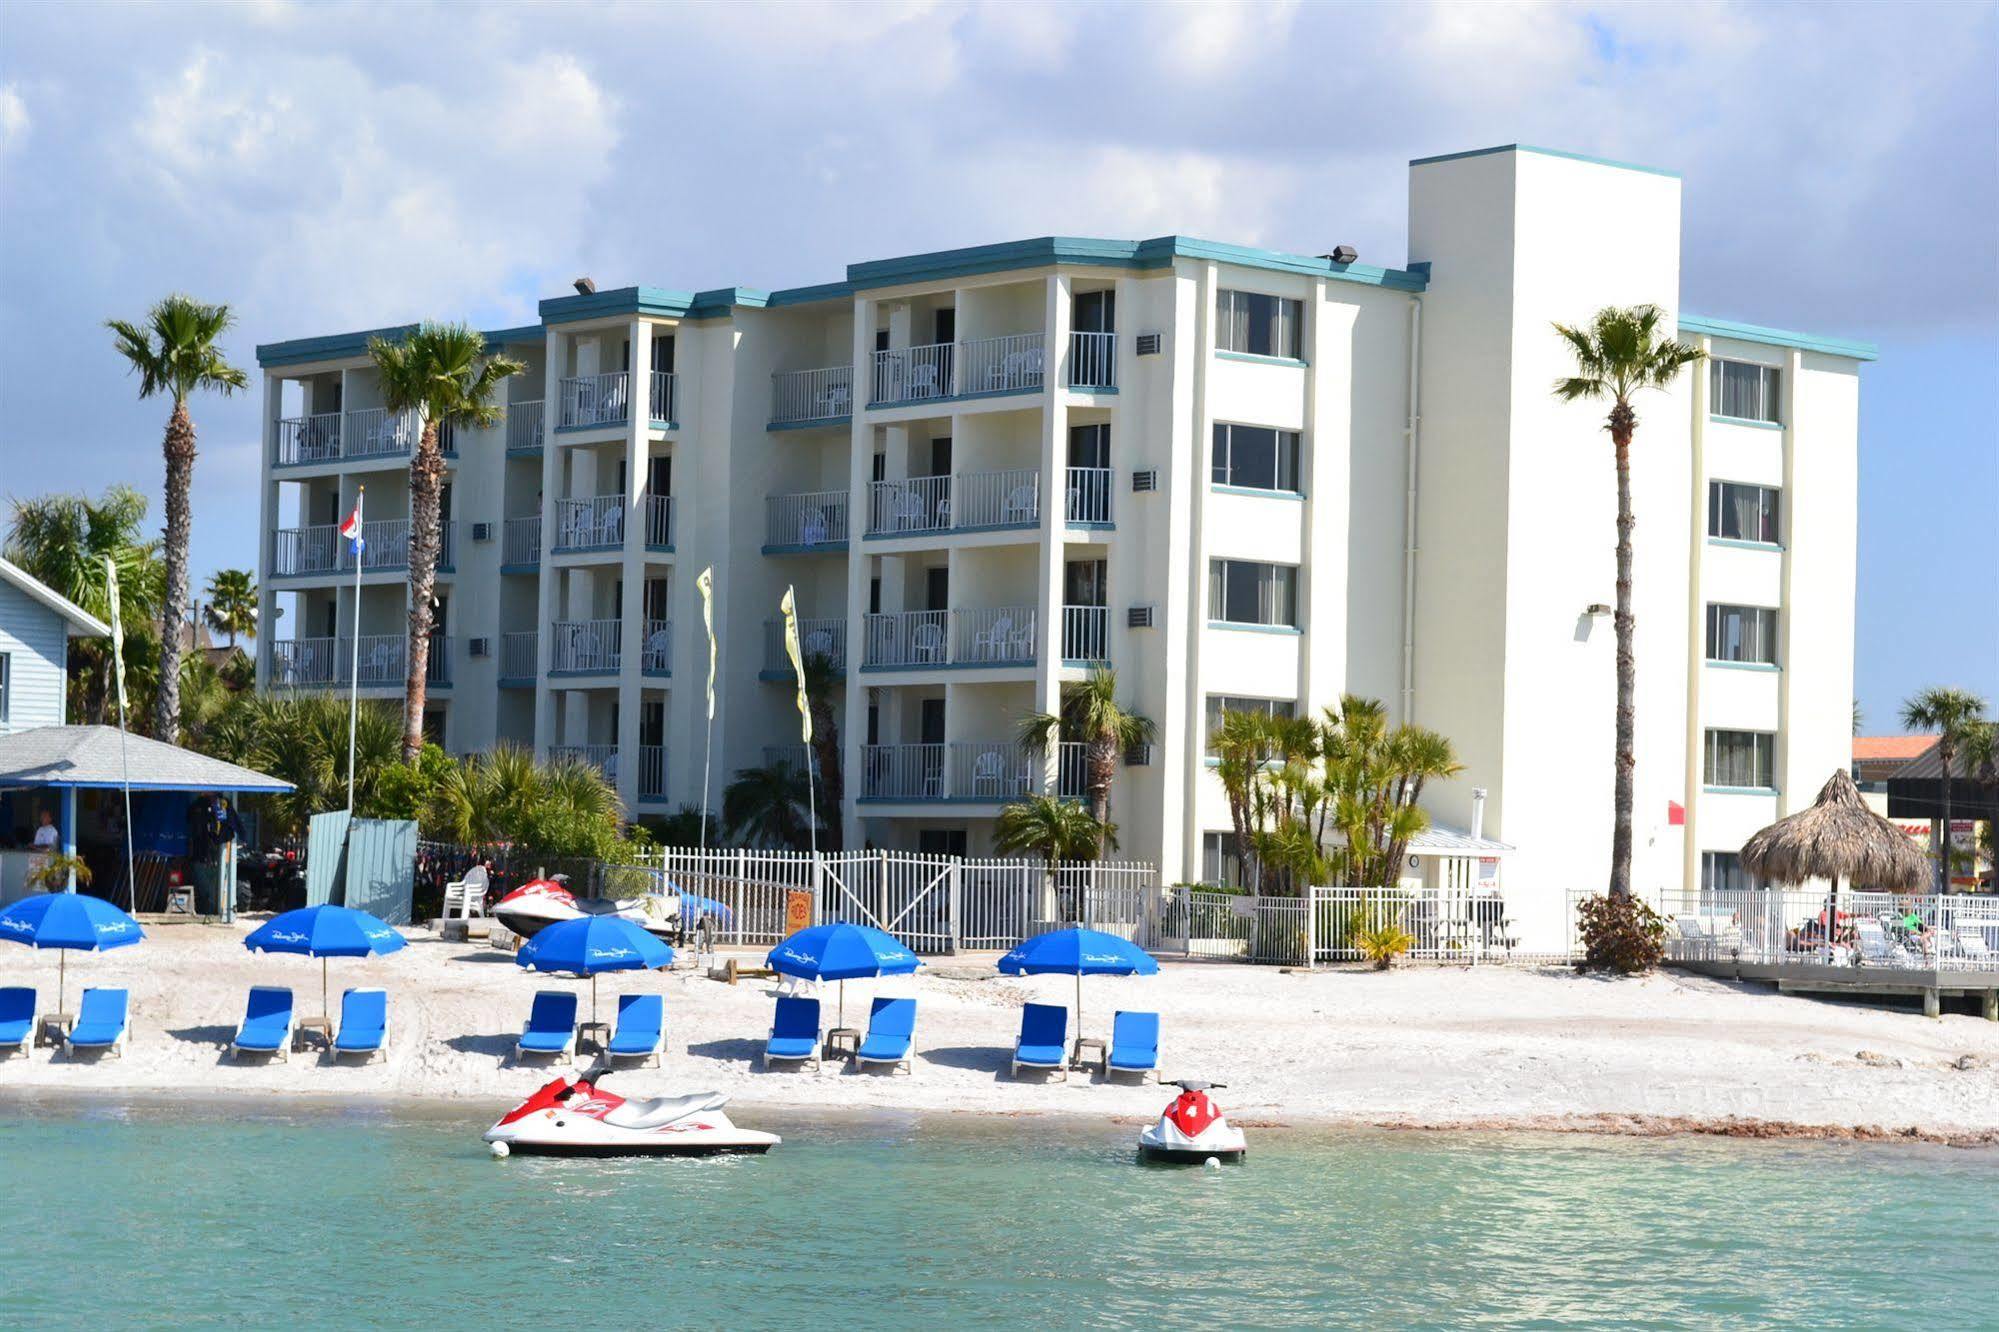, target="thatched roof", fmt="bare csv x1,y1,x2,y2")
1740,769,1929,890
